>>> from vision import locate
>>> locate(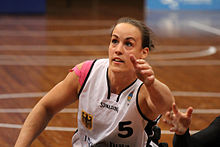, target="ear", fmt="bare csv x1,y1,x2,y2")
141,47,149,59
